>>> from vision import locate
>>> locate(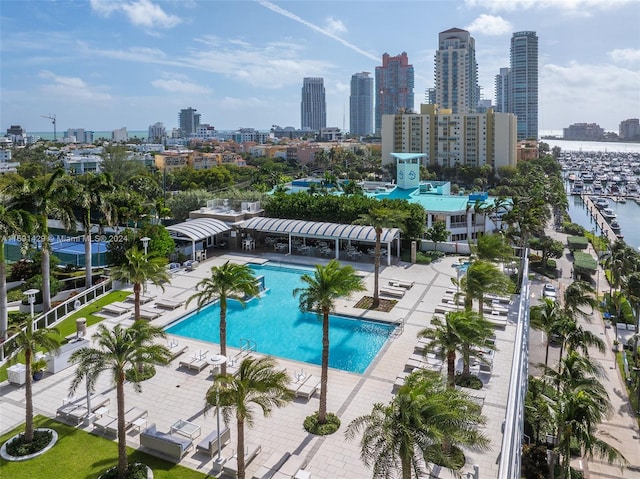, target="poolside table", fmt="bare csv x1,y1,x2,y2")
171,419,201,439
